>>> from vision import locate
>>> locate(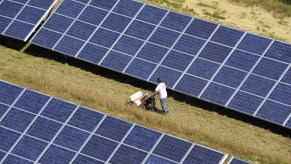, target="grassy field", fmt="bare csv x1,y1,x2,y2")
1,0,291,163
